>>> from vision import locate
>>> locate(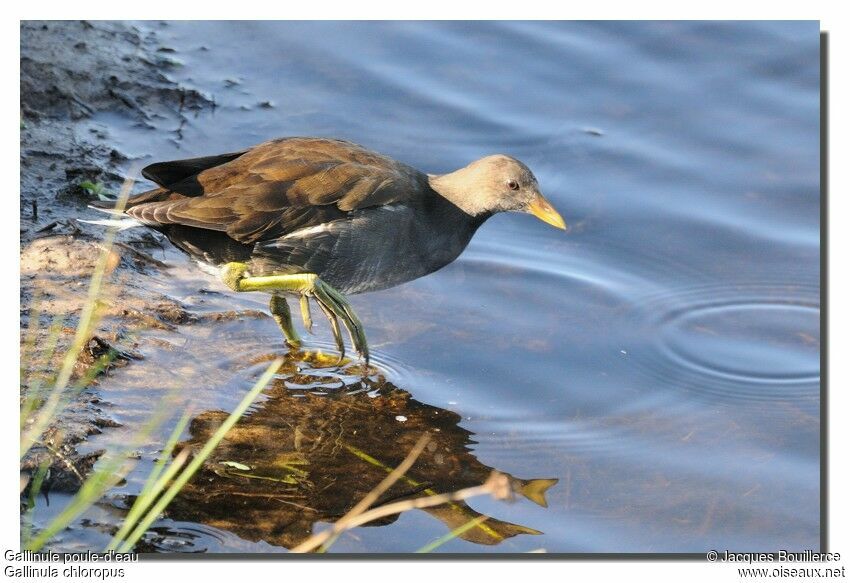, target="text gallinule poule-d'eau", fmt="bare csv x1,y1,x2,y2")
98,137,566,363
